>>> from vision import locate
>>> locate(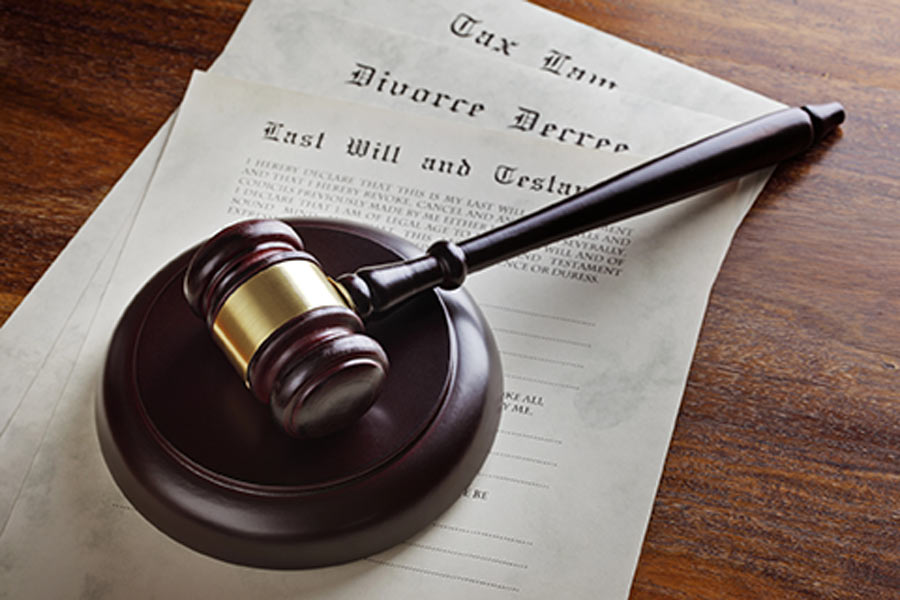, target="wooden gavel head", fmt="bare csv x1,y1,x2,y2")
183,219,389,438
